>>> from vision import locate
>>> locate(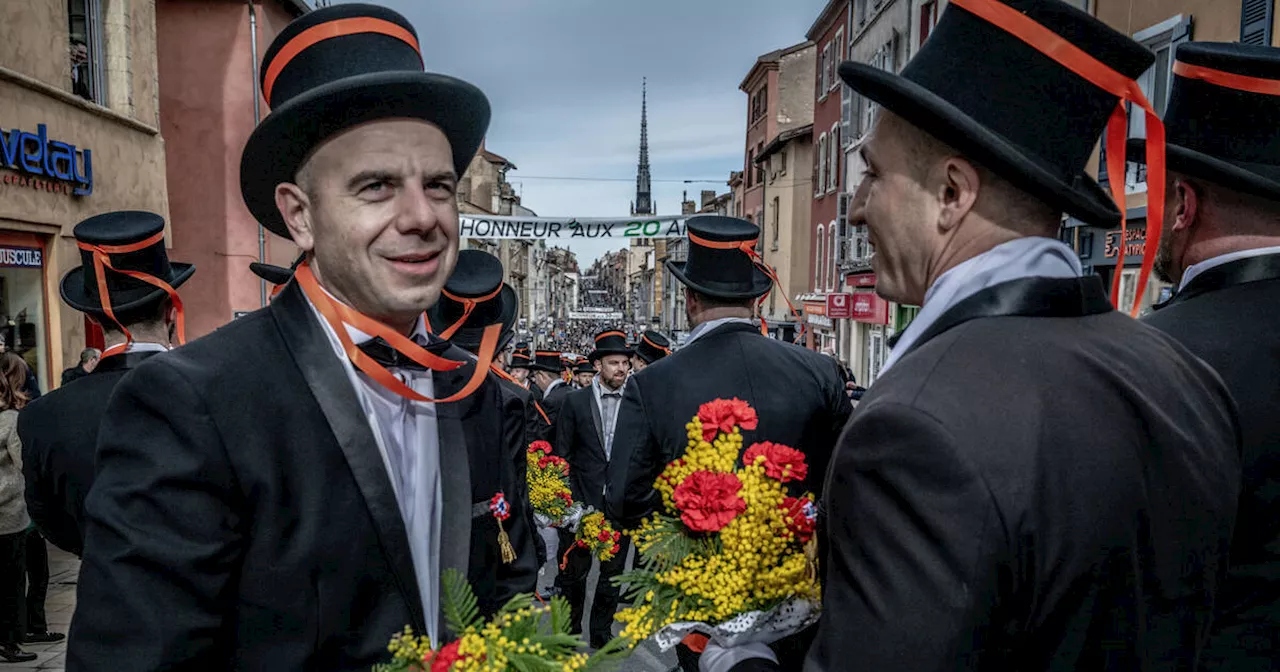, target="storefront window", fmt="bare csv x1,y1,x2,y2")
0,237,49,394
